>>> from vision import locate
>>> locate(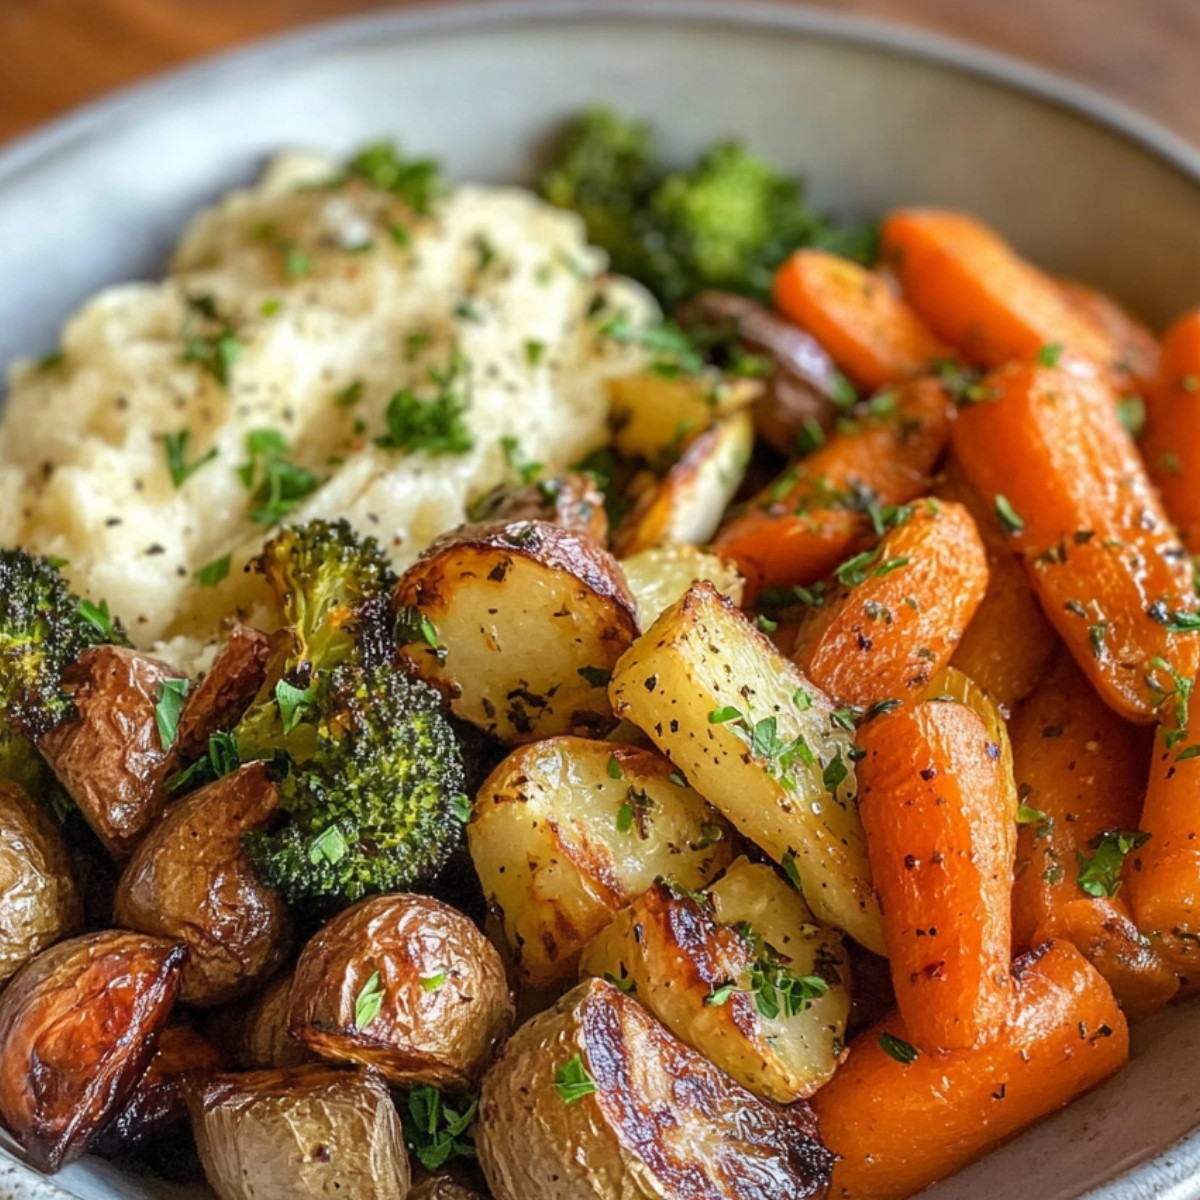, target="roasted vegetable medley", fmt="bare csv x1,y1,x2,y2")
2,111,1200,1200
